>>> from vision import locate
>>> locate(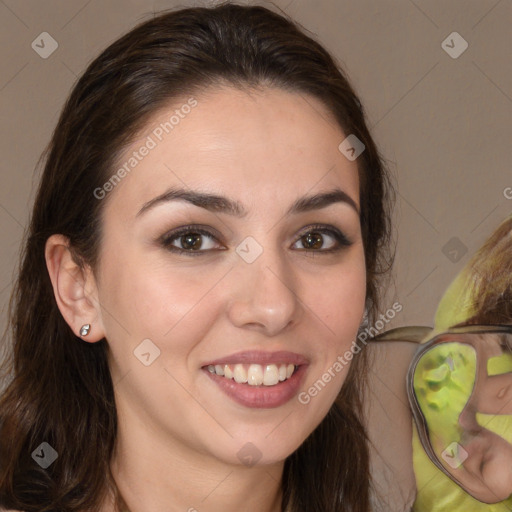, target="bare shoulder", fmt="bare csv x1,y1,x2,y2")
365,340,419,512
